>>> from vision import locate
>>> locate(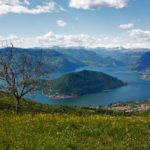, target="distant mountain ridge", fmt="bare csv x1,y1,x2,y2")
0,47,128,73
134,52,150,71
55,48,125,67
0,47,84,72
